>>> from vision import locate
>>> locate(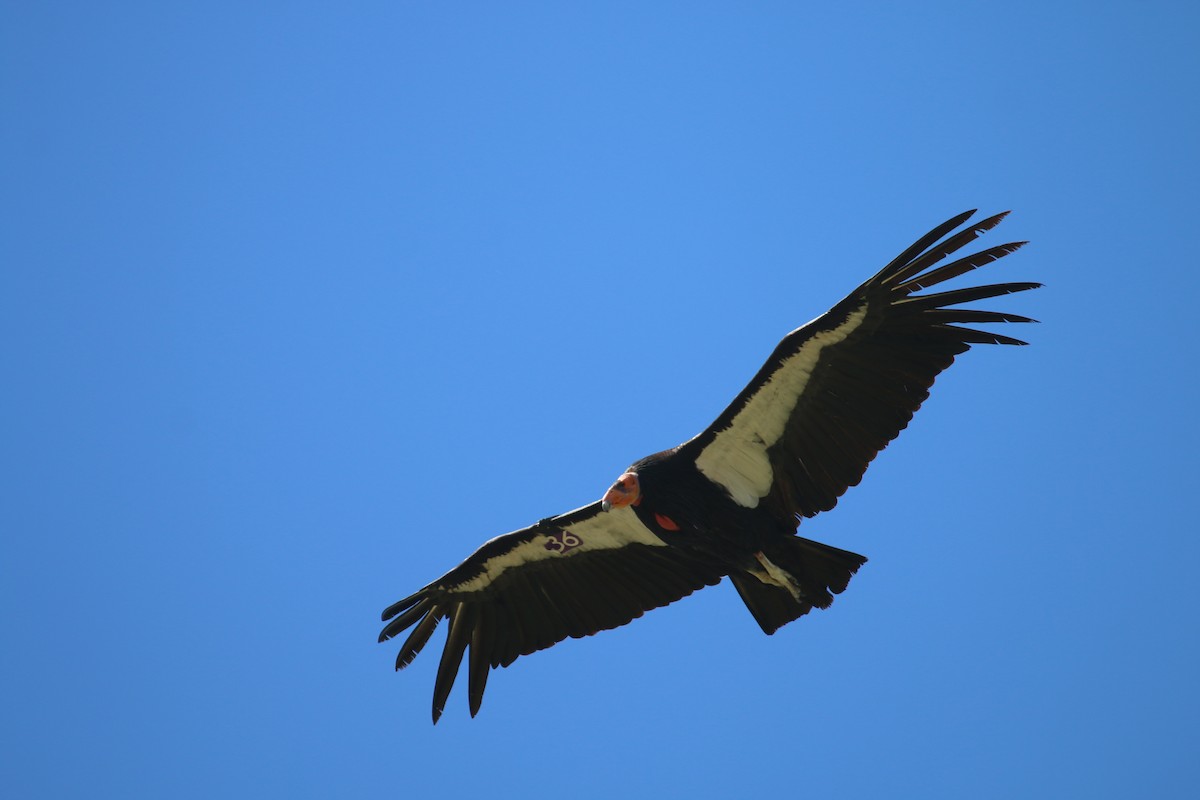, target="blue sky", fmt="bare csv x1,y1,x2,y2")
3,2,1198,797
